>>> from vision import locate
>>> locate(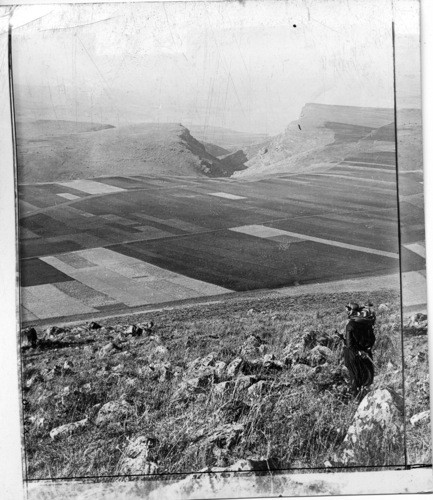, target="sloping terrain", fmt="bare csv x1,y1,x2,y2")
236,104,397,178
21,290,430,480
218,150,248,172
17,122,239,184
